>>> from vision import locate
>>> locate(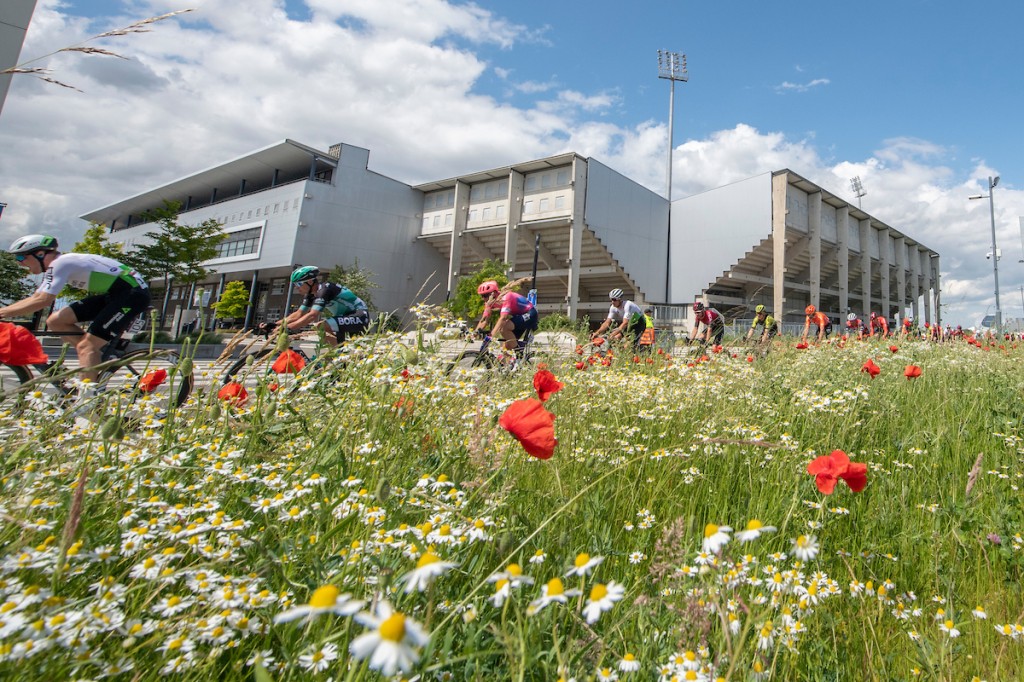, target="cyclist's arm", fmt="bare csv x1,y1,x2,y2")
801,317,811,342
0,290,56,319
281,307,321,332
592,318,612,338
490,311,511,337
